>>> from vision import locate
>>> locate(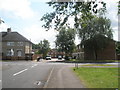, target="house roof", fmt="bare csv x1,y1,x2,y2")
2,31,32,43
